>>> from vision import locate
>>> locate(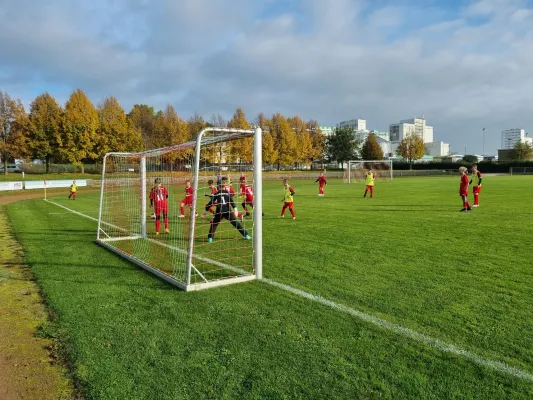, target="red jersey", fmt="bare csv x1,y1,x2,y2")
316,176,327,186
226,185,235,195
210,186,218,195
459,174,469,195
150,186,169,208
185,186,194,198
240,184,254,201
